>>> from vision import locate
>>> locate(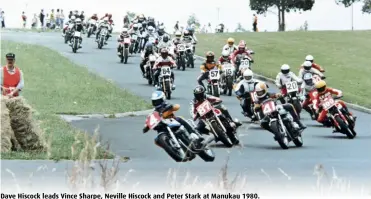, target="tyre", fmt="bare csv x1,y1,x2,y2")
212,85,220,97
198,148,215,162
271,120,289,149
293,135,303,147
226,78,233,96
335,115,355,139
211,121,233,147
156,133,187,162
124,48,129,64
